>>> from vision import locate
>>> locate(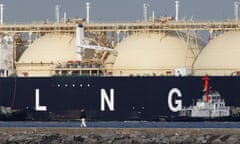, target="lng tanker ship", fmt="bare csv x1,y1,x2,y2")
1,1,240,121
0,23,239,121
